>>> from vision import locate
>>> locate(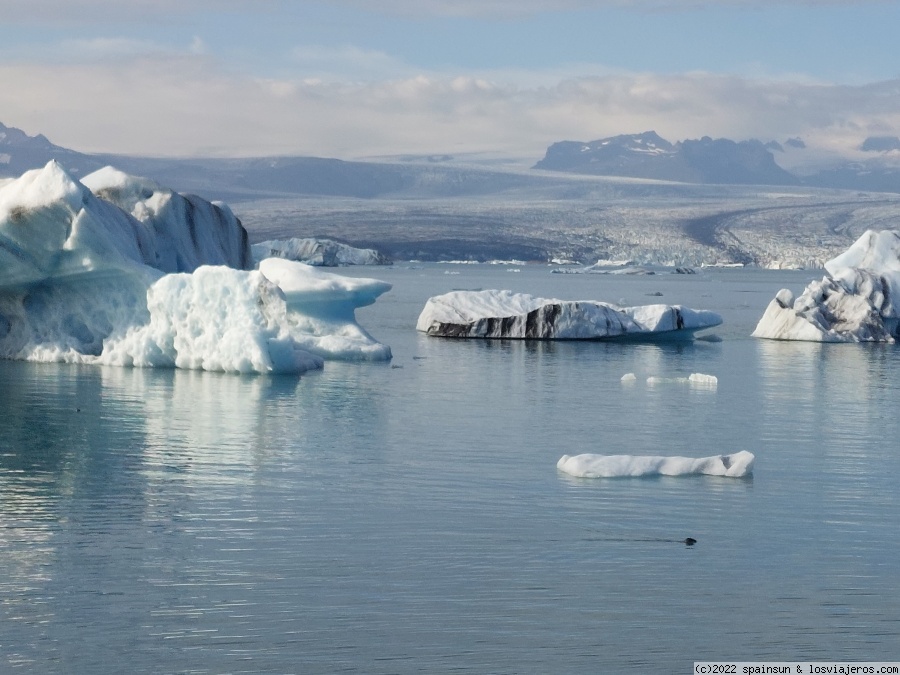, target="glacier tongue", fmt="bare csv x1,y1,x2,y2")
0,162,391,373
